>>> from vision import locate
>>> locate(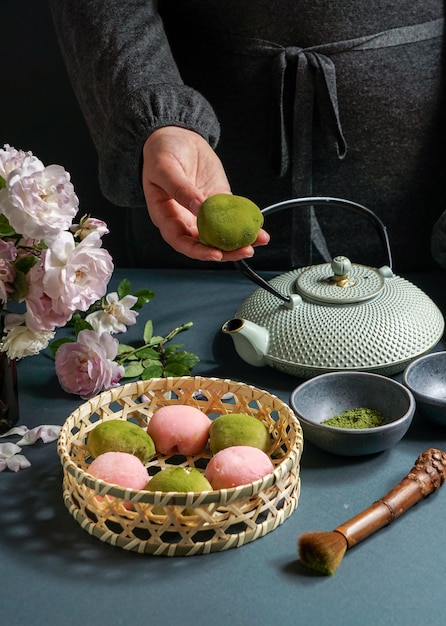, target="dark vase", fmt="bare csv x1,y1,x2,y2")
0,352,19,434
